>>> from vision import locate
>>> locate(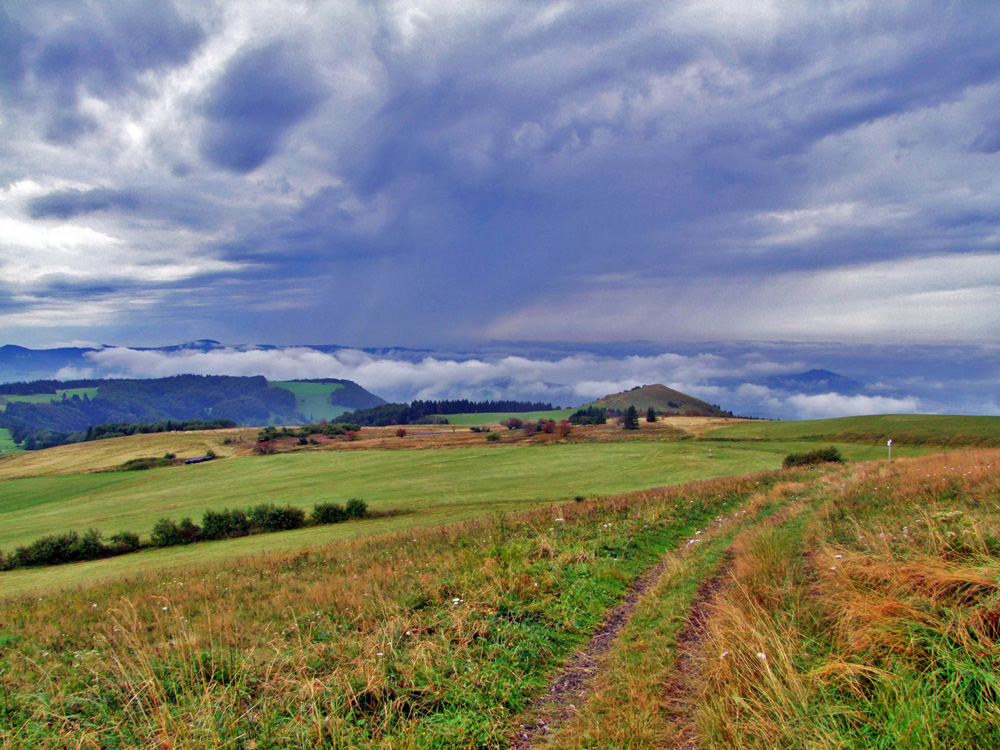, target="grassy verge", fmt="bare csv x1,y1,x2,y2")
0,474,769,748
694,449,1000,748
